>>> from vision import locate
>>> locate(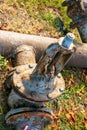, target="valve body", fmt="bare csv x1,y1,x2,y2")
62,0,87,43
5,33,75,130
